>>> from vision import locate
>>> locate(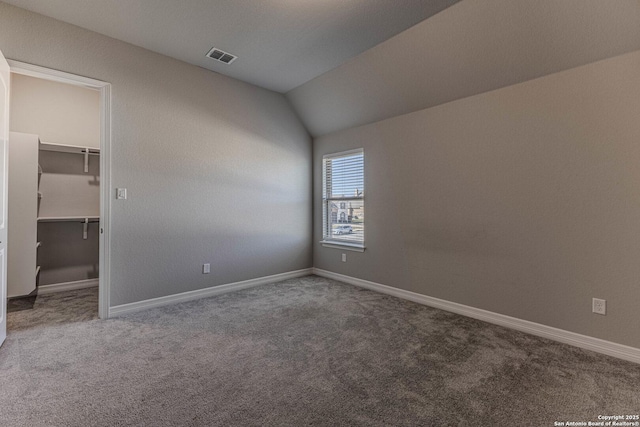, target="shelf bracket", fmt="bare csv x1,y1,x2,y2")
83,218,89,240
83,148,89,173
